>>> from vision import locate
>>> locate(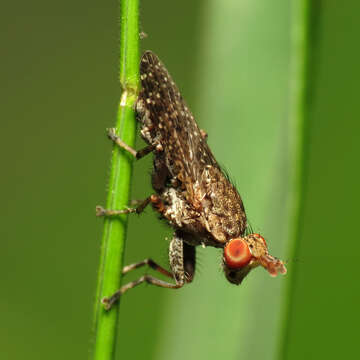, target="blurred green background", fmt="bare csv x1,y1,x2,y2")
1,1,359,359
